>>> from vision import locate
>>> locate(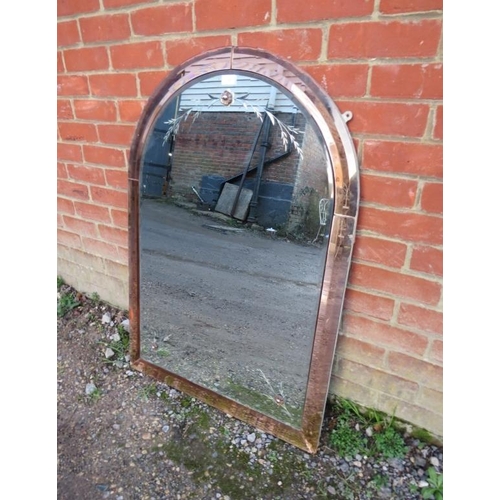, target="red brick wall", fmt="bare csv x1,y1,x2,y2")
57,0,443,436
